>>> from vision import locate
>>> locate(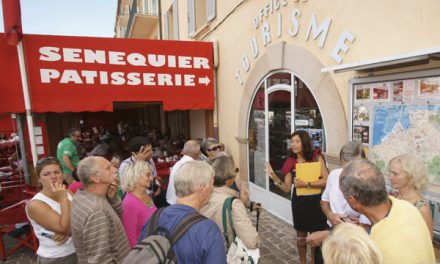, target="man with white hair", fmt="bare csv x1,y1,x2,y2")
339,159,435,264
140,160,226,264
71,156,130,263
166,139,201,204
